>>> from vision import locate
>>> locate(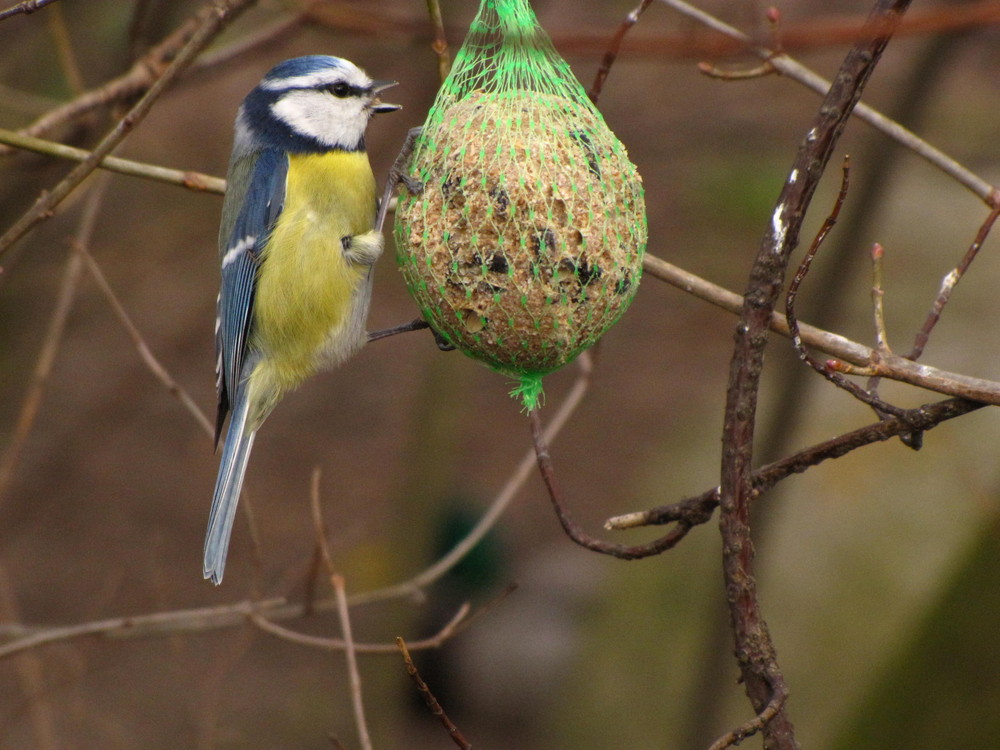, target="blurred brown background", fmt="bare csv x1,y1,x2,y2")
2,1,1000,748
